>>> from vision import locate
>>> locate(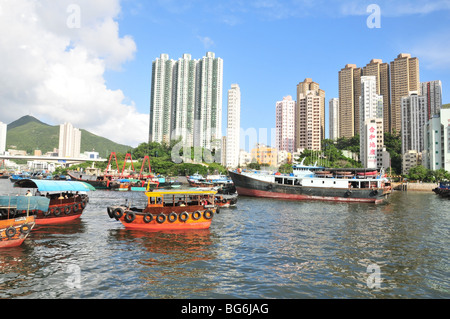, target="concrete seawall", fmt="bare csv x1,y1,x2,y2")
392,182,438,192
